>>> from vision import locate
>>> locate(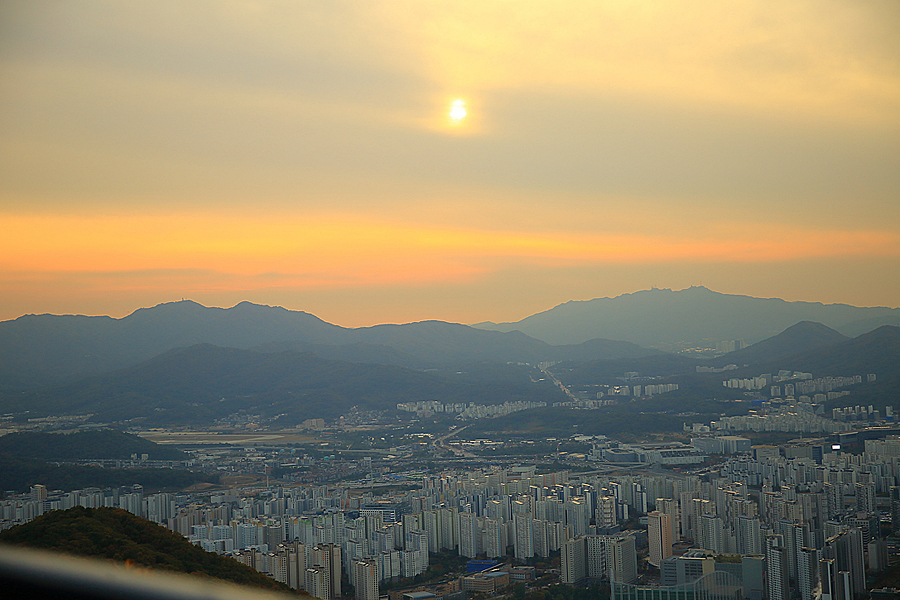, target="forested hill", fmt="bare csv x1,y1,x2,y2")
0,430,201,493
0,507,296,594
8,344,565,424
0,430,186,461
0,454,216,494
